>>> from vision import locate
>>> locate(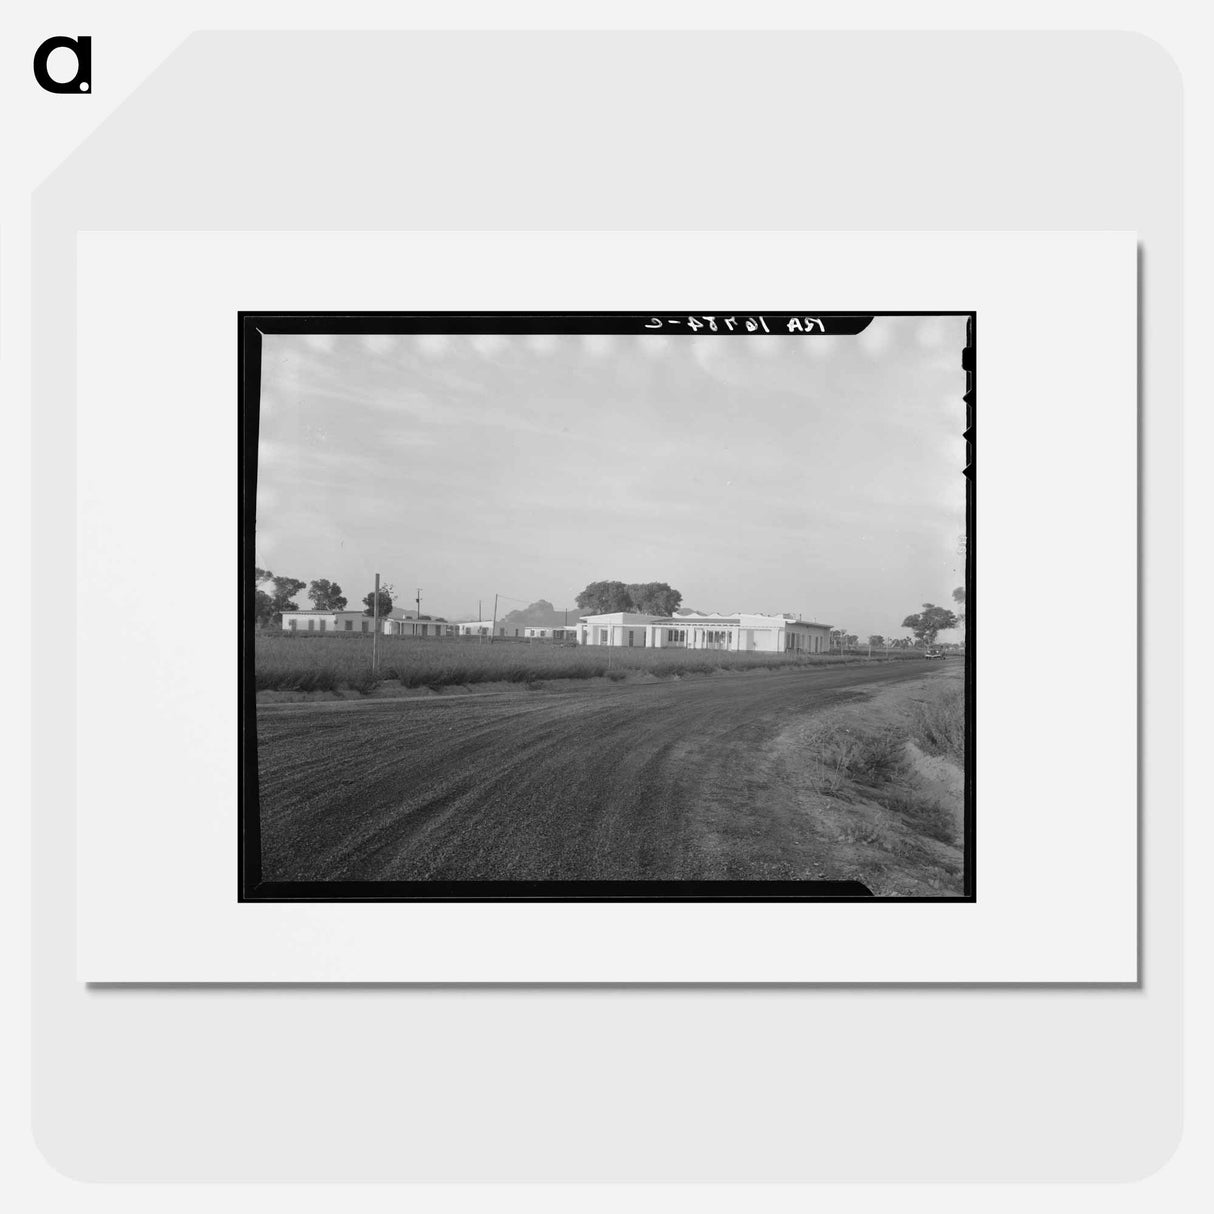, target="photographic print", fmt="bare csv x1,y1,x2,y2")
240,312,974,901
